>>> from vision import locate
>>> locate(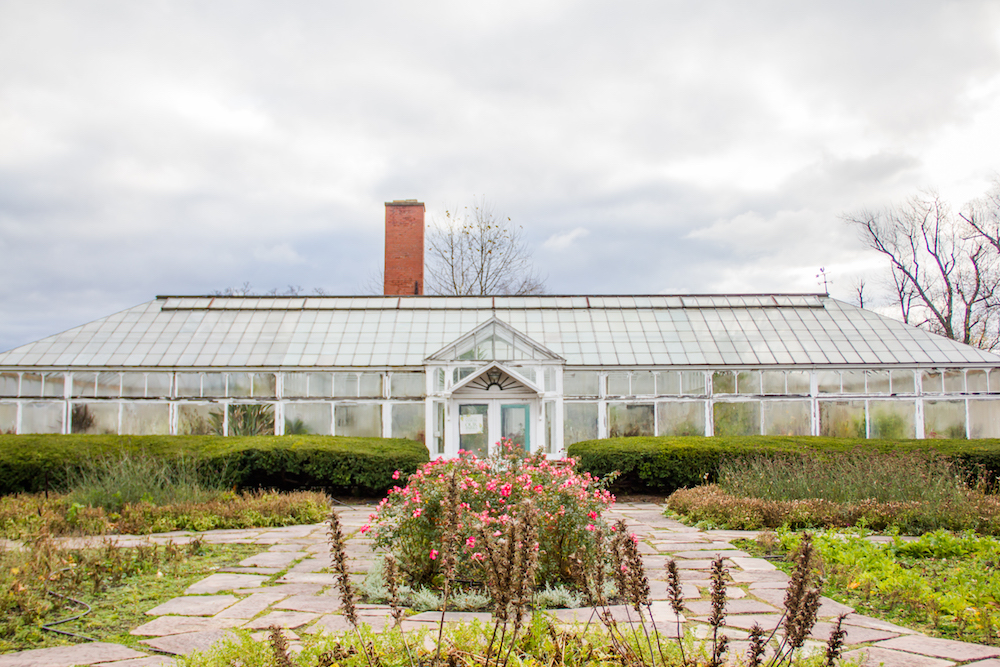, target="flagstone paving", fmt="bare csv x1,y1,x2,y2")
4,501,1000,666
